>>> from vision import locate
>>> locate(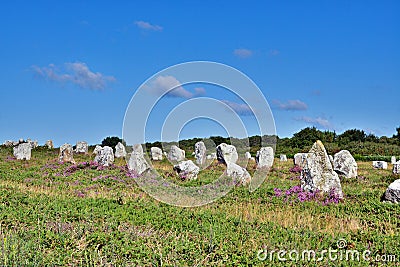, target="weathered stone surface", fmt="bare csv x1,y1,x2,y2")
93,145,102,155
373,161,388,169
194,141,206,165
216,143,238,164
294,153,309,167
128,144,150,175
150,147,163,161
75,141,88,154
393,162,400,175
382,179,400,203
300,140,343,198
280,154,287,162
173,160,200,180
391,156,397,164
167,145,185,162
256,147,274,168
13,143,31,160
45,140,54,149
94,146,114,166
245,152,252,159
115,142,127,158
3,140,14,147
206,153,217,160
59,144,75,164
333,150,358,178
27,140,38,149
225,162,251,185
329,155,334,165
